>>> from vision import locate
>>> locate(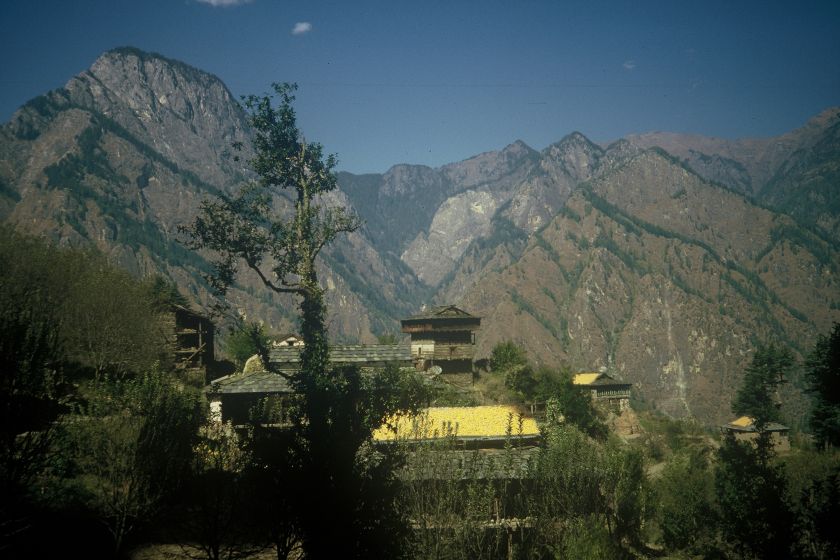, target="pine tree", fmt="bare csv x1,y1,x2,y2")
806,322,840,449
732,343,793,428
